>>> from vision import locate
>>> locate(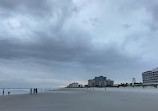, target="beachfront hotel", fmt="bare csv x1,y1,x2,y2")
88,76,114,87
142,67,158,85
